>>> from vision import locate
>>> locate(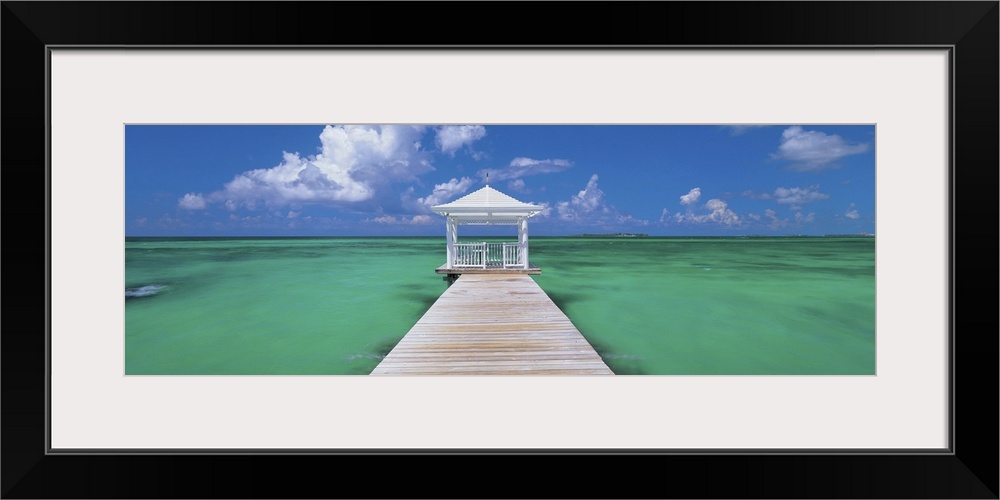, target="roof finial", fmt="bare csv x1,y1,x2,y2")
486,171,490,187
